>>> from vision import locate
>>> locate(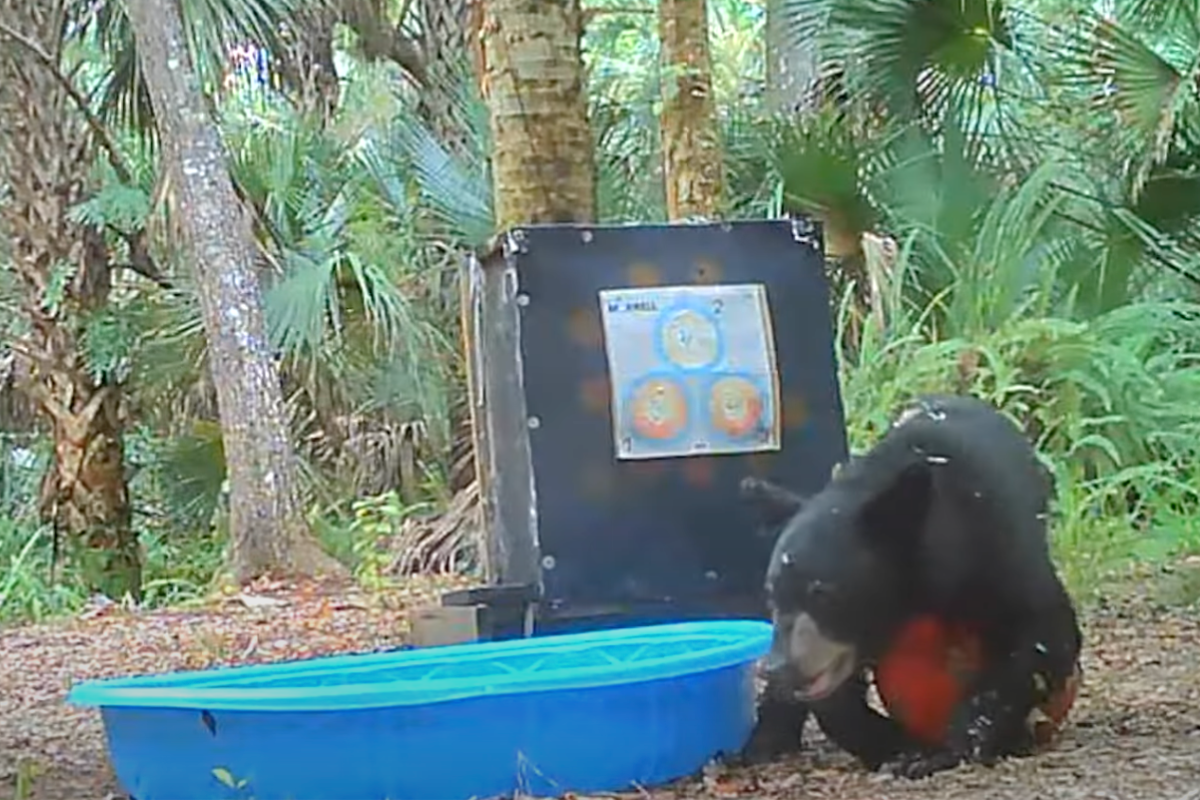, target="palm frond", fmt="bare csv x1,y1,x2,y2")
777,0,1042,175
154,420,227,529
1056,9,1199,195
768,106,882,256
825,0,1011,114
1120,0,1200,38
382,103,493,248
1053,192,1200,318
264,249,341,355
864,116,1094,330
